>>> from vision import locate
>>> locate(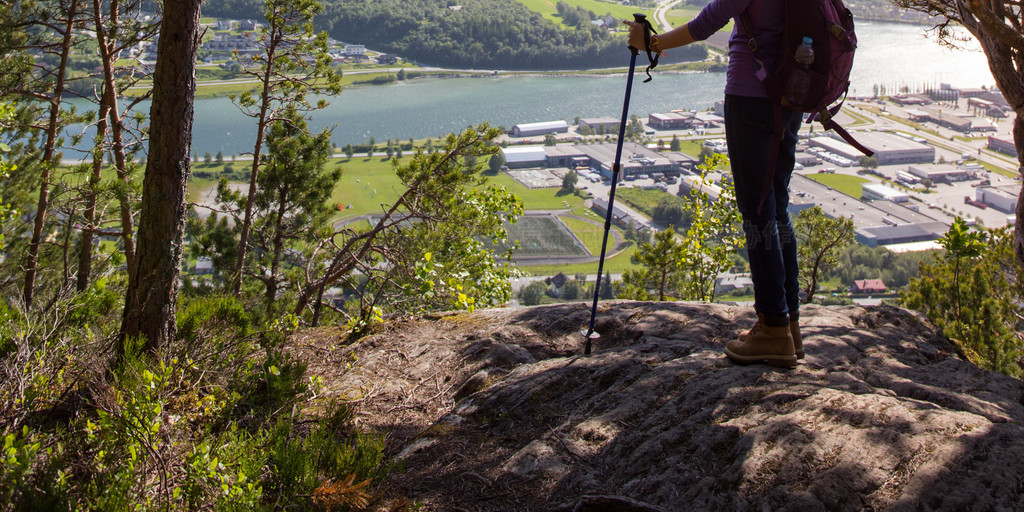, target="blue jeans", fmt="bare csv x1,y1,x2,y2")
724,94,801,323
